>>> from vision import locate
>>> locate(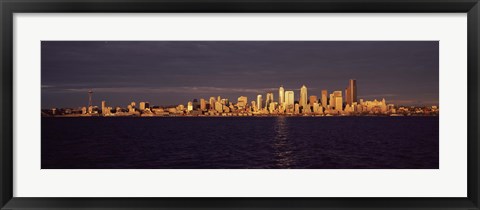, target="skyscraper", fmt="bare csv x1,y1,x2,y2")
200,98,207,110
299,85,308,108
101,100,106,114
329,93,335,109
333,91,343,111
285,91,294,106
237,96,248,109
215,101,223,113
309,95,317,106
257,94,263,110
321,90,328,108
345,79,357,105
279,86,285,105
209,97,216,110
265,92,274,107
